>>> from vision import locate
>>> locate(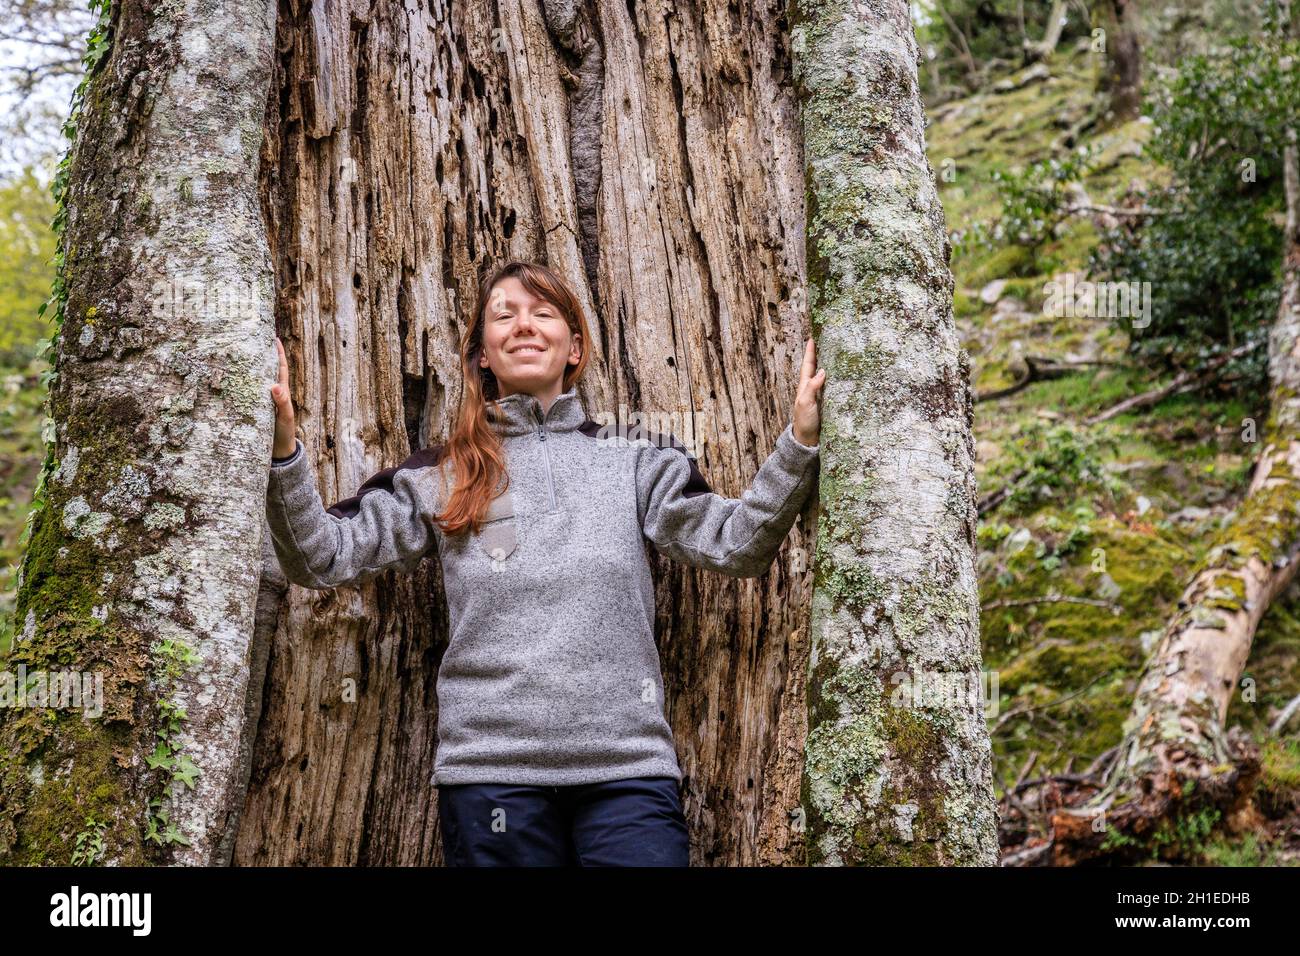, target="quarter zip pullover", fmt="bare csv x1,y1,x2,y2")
536,404,558,512
265,385,821,787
